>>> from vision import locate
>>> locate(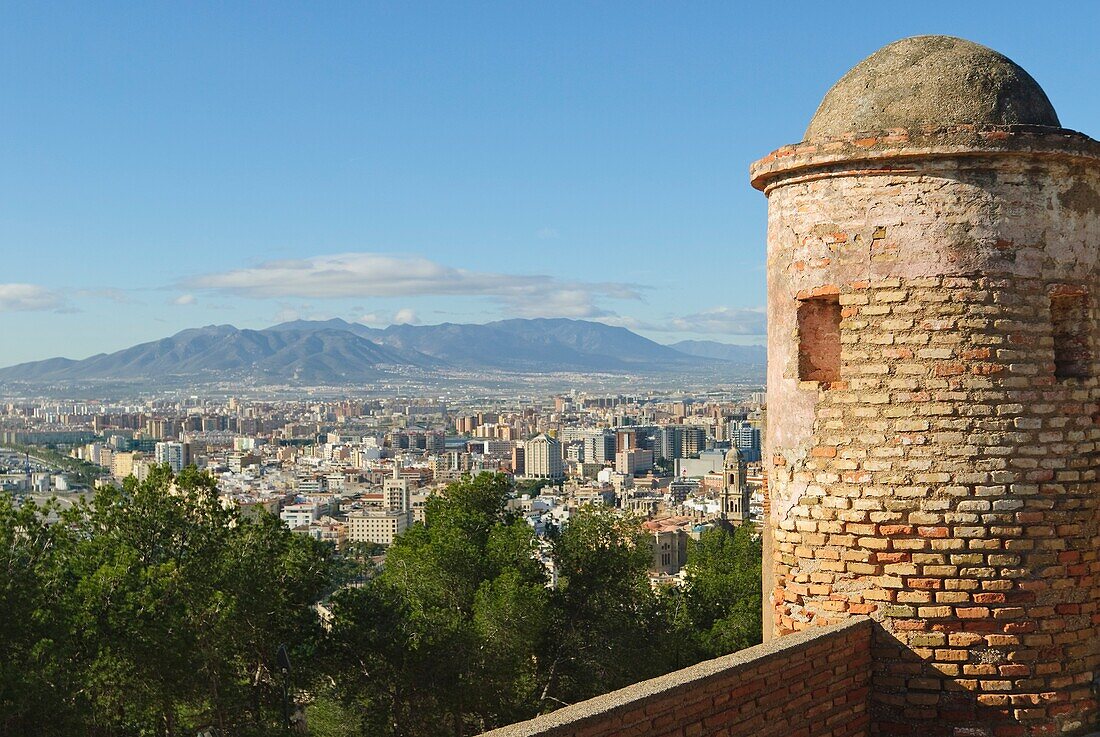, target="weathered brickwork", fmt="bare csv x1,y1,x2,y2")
752,139,1100,736
477,36,1098,737
477,619,872,737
